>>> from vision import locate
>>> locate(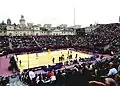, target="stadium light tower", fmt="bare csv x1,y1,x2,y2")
119,16,120,22
74,8,76,26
